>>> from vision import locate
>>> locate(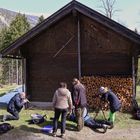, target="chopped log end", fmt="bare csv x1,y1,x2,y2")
80,76,133,112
